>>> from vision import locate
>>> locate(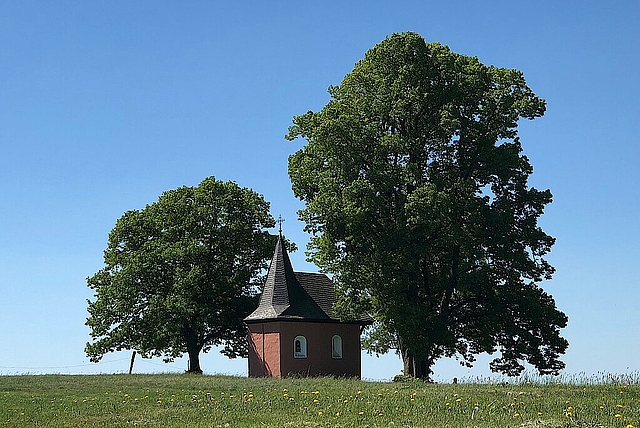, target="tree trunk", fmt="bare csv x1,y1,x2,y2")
186,343,203,374
400,340,435,381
